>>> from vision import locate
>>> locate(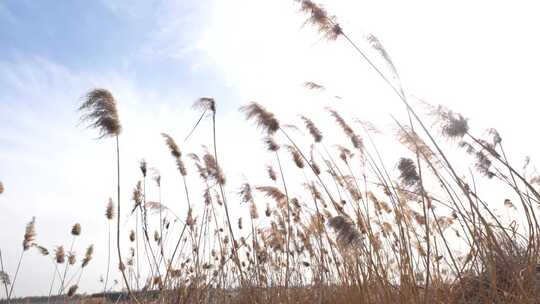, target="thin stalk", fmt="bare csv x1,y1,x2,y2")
135,209,140,290
0,250,10,300
7,250,24,301
115,136,138,303
275,151,292,288
104,221,111,293
211,112,245,286
58,236,76,294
